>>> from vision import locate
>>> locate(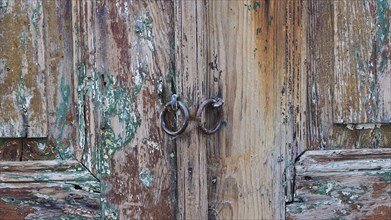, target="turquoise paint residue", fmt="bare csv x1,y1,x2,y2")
54,75,72,159
20,27,27,49
16,67,28,137
100,182,120,220
253,1,261,12
99,72,142,177
76,63,86,161
0,0,8,17
139,167,155,187
31,0,42,36
376,0,389,73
